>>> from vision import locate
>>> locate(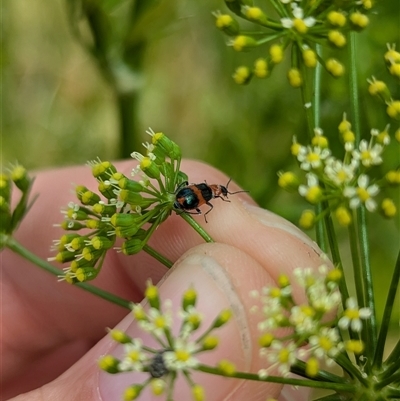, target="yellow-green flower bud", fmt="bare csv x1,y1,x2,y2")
259,332,274,347
192,384,205,401
287,68,303,87
93,203,116,215
91,161,116,181
60,220,85,231
232,35,257,52
381,198,397,218
395,128,400,142
81,190,101,206
232,66,252,85
11,165,30,191
91,236,114,250
302,48,317,68
368,79,389,99
350,12,369,29
385,46,400,64
214,12,239,36
270,44,284,64
140,157,160,179
299,210,316,229
51,250,76,263
278,171,299,190
389,62,400,78
202,335,219,350
328,30,346,47
82,246,102,262
254,58,269,78
0,174,11,202
122,238,144,255
76,267,98,282
115,225,141,238
150,379,165,396
326,58,345,77
335,206,352,226
69,235,86,251
213,309,232,327
118,177,143,192
111,213,140,227
305,357,319,377
218,359,236,376
109,329,132,344
327,11,346,27
386,100,400,120
119,189,145,206
145,281,160,309
182,287,197,310
345,340,365,354
98,355,120,374
124,385,143,401
244,6,268,24
75,185,89,202
98,181,115,200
